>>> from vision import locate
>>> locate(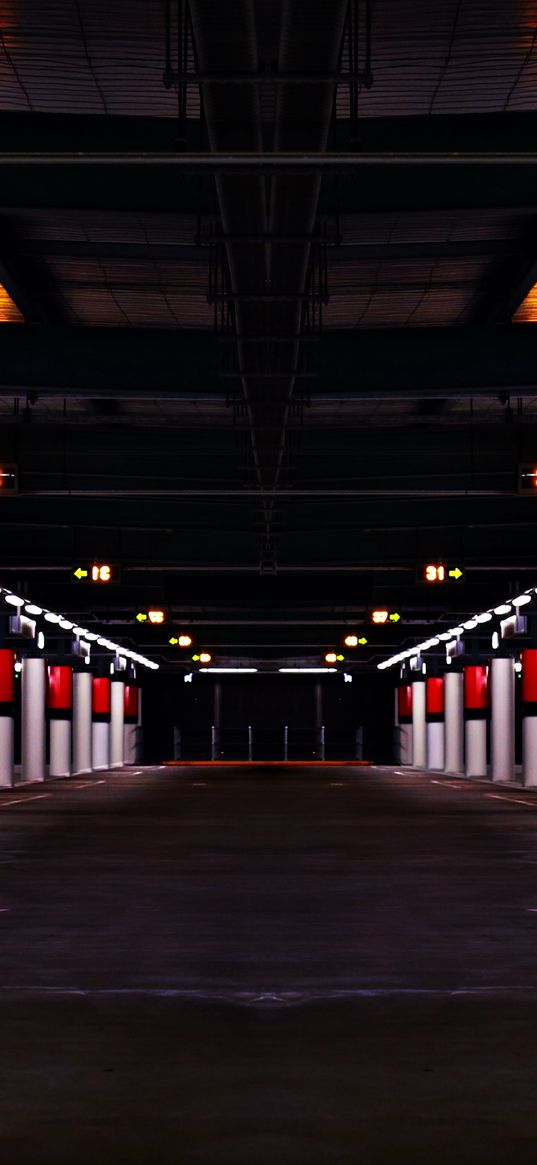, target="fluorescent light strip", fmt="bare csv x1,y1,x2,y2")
1,588,158,670
279,667,337,674
376,586,536,671
199,667,258,673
